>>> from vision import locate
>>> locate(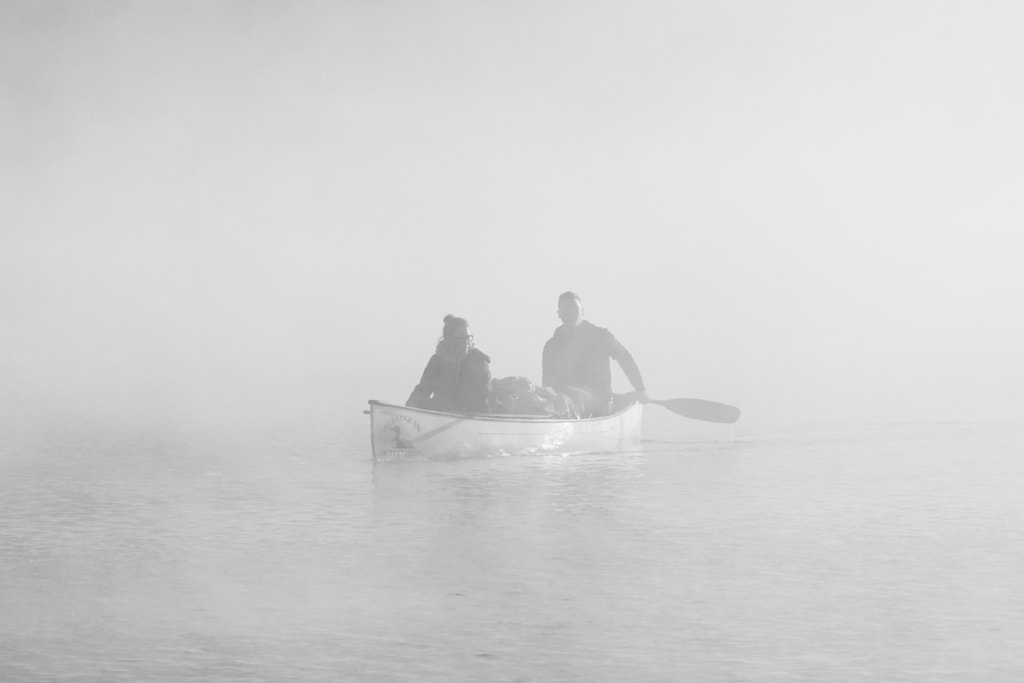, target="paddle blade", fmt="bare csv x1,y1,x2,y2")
650,398,741,424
